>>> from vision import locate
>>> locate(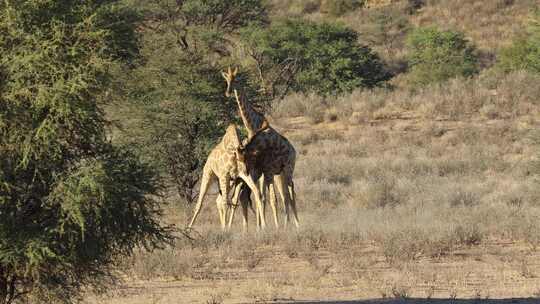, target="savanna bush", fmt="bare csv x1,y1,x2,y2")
355,4,411,51
0,1,171,303
321,0,364,17
117,51,234,204
406,27,479,86
290,0,322,14
112,0,269,204
498,9,540,73
241,19,391,97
